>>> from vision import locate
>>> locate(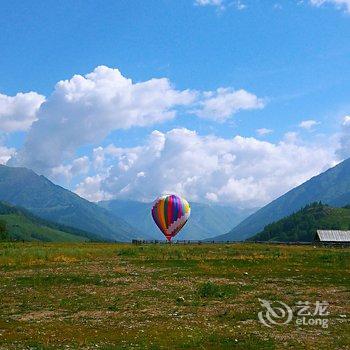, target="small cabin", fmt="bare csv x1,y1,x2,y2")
314,230,350,244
